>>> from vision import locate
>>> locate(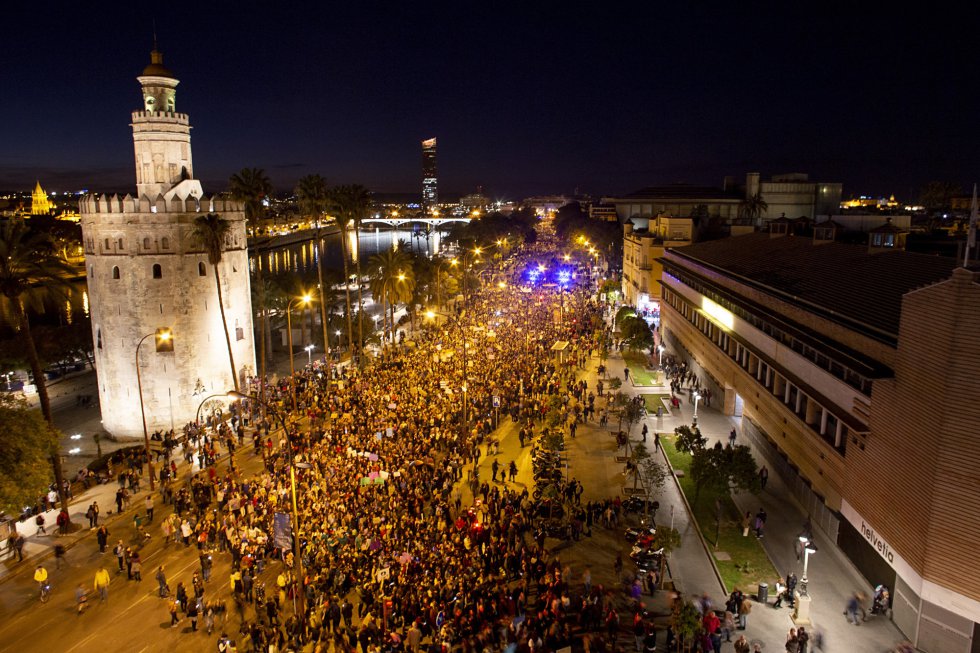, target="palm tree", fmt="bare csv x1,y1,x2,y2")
331,184,371,361
0,220,74,512
737,192,768,225
296,174,330,355
192,213,239,392
229,168,272,398
368,249,415,342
